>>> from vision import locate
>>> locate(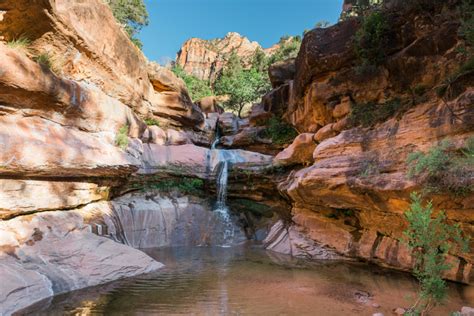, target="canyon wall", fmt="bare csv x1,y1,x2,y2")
0,1,280,313
254,0,474,284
